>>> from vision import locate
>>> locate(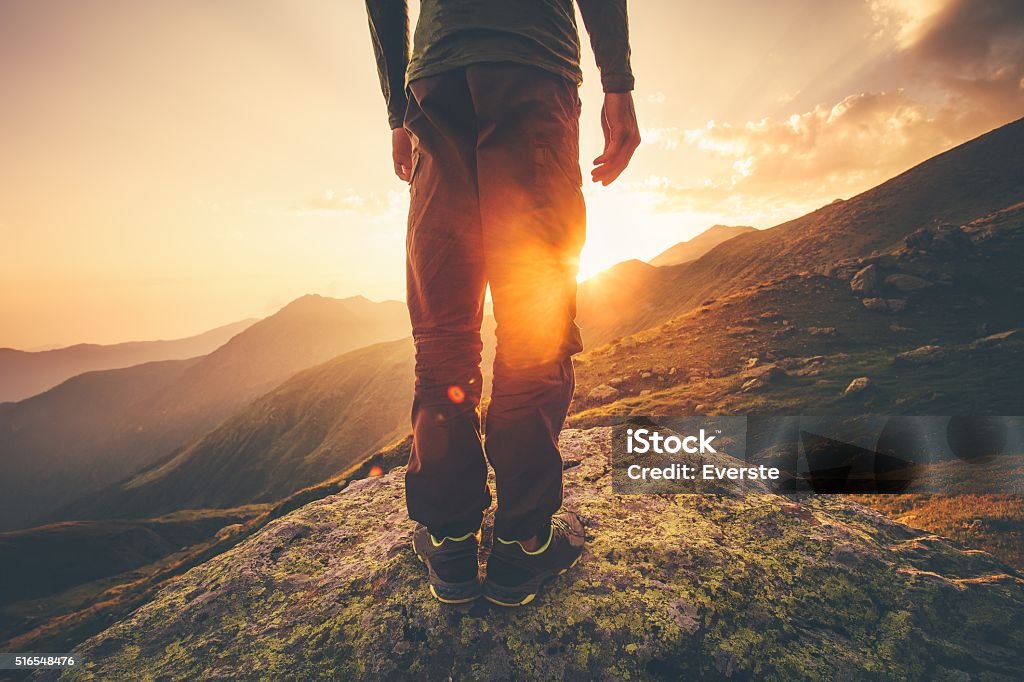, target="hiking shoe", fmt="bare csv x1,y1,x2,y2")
412,525,482,604
483,510,586,607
